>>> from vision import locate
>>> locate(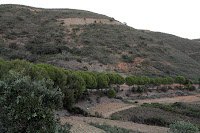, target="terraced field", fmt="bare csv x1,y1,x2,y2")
61,116,169,133
61,116,106,133
61,93,200,133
